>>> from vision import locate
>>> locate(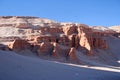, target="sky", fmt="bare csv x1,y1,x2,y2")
0,0,120,26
